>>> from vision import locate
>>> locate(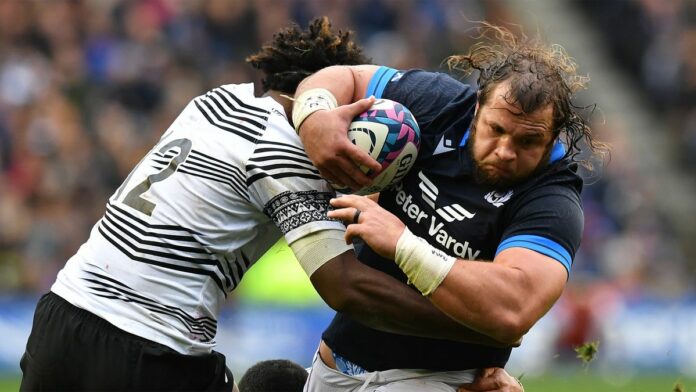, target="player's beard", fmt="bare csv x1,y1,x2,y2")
467,123,552,188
